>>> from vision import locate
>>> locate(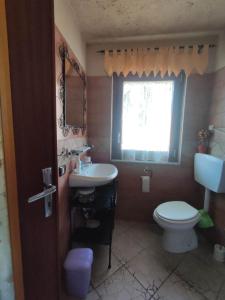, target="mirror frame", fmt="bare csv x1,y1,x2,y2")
58,43,87,137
